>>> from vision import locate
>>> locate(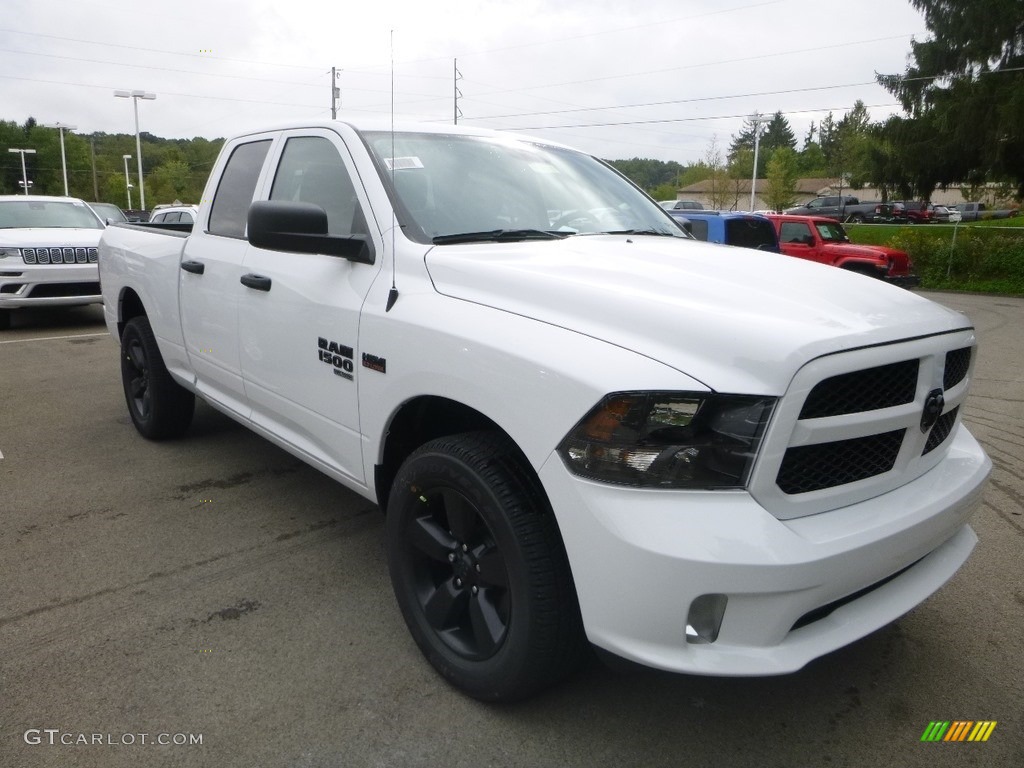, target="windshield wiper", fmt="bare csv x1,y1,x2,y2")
432,229,569,245
601,228,682,237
